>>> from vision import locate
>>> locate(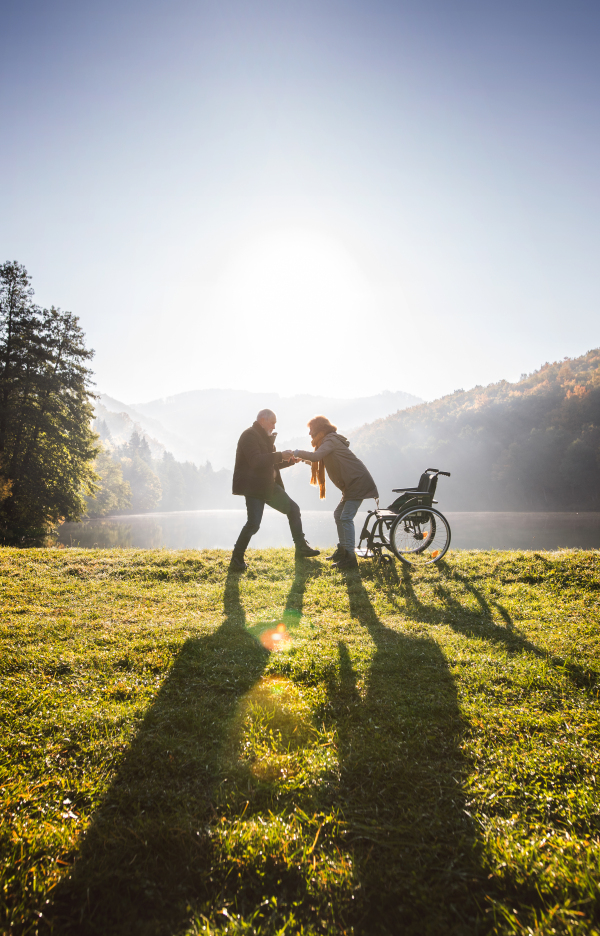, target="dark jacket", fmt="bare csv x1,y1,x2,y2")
232,422,290,498
295,432,379,501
